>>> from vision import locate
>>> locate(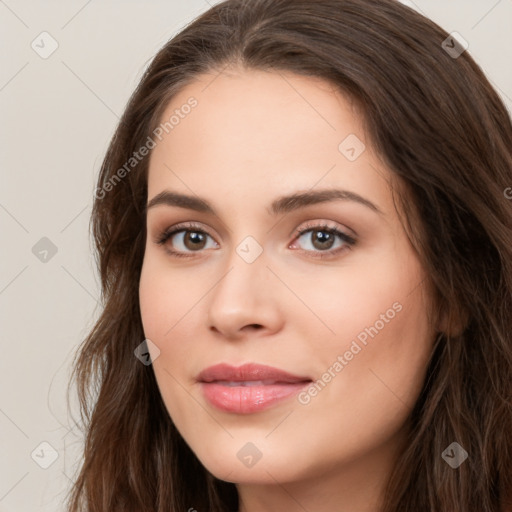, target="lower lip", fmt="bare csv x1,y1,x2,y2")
200,381,311,414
